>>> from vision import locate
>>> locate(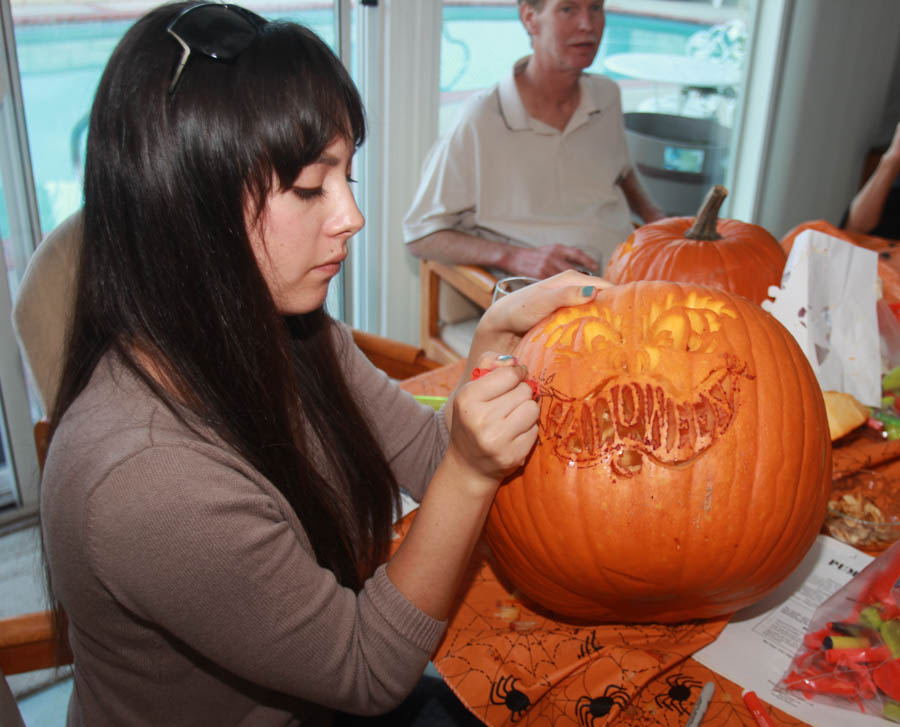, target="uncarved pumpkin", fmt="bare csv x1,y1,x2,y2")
485,280,831,623
604,186,786,305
